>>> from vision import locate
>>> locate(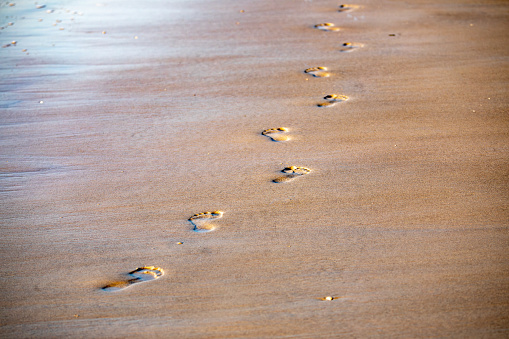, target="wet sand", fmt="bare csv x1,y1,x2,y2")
1,0,508,337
